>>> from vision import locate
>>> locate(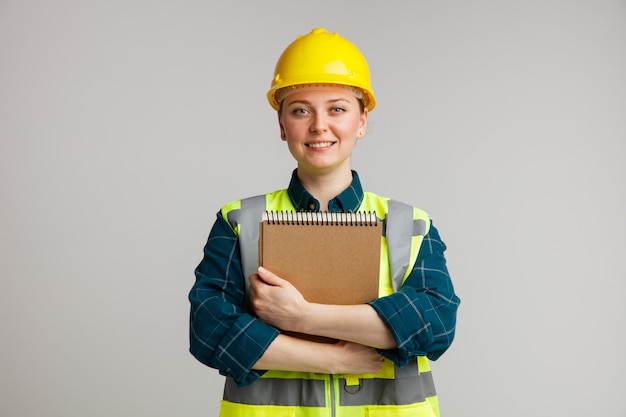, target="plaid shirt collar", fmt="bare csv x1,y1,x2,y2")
286,169,364,212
